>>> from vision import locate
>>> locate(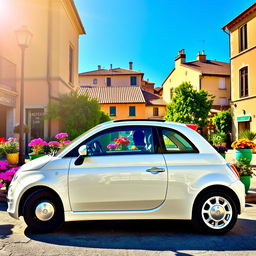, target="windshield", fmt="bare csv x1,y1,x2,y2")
54,122,109,157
